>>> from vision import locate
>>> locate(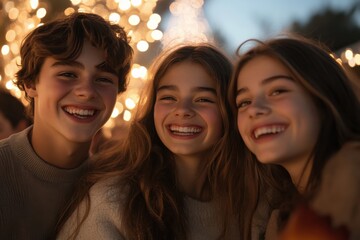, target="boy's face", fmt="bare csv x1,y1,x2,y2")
27,41,119,144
